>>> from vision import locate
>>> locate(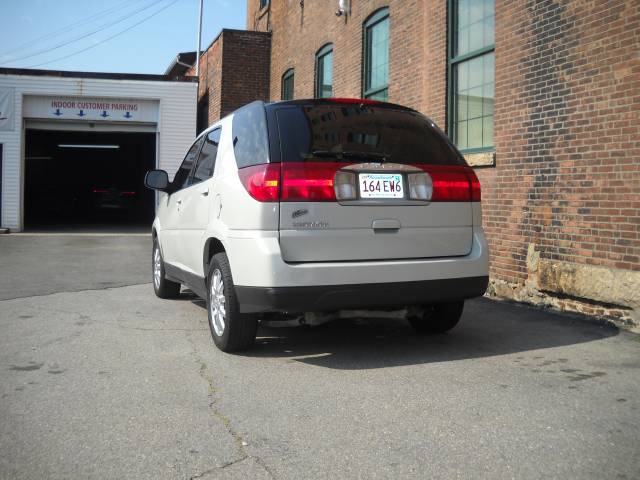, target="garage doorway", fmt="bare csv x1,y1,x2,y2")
24,129,156,232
